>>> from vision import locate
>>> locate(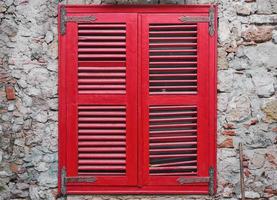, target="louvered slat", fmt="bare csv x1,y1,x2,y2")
78,105,126,176
149,105,197,176
149,24,198,94
78,23,126,94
